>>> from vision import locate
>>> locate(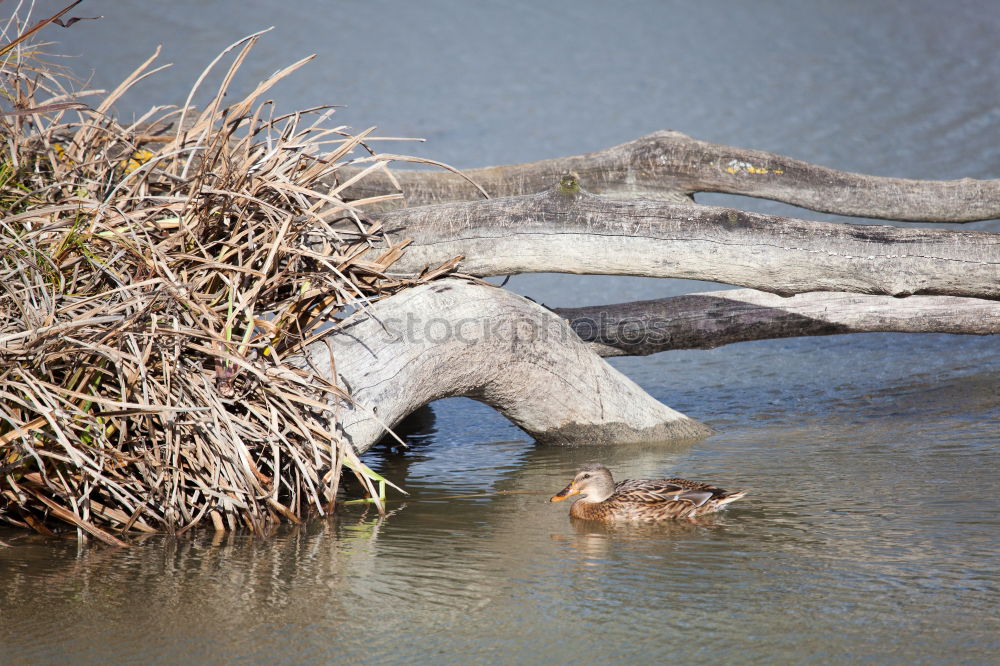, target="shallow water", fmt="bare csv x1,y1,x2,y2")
3,1,999,663
3,387,998,663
